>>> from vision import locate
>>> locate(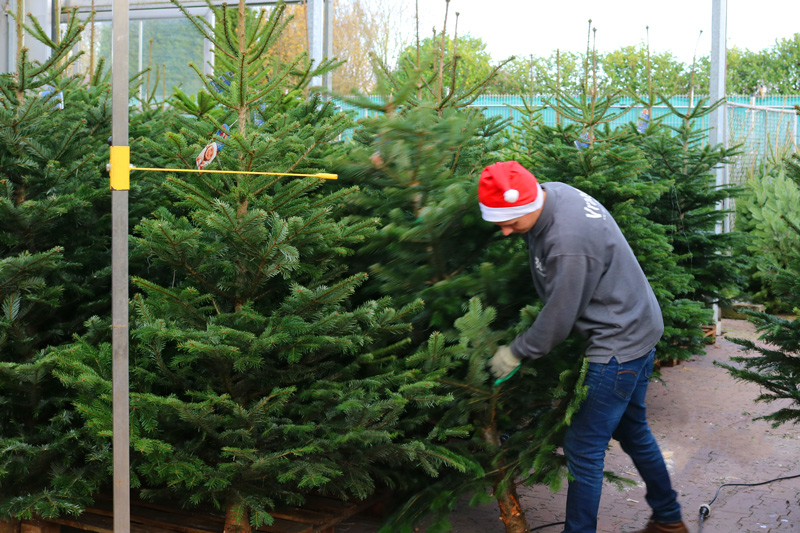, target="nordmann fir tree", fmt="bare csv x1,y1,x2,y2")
629,40,745,327
0,9,116,520
333,6,518,338
333,8,588,531
53,2,472,532
716,152,800,427
635,95,745,318
735,157,800,310
378,298,588,533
